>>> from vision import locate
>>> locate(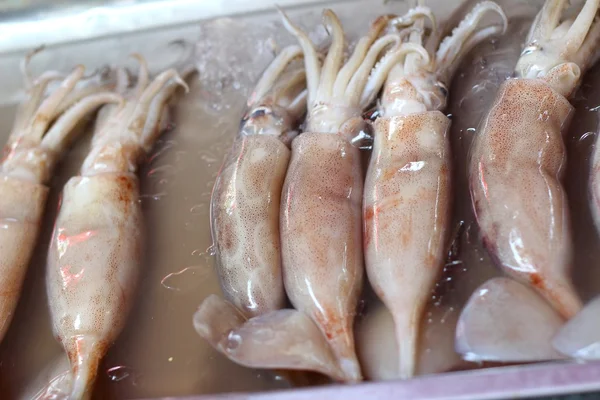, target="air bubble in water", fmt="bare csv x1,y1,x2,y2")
140,192,168,201
107,365,139,384
579,131,596,143
206,244,217,256
226,332,242,351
